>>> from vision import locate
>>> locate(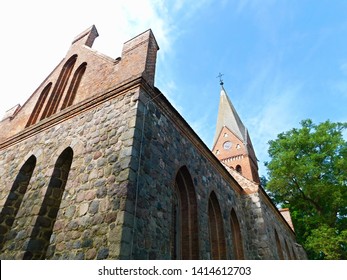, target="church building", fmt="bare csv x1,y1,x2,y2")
0,26,306,260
